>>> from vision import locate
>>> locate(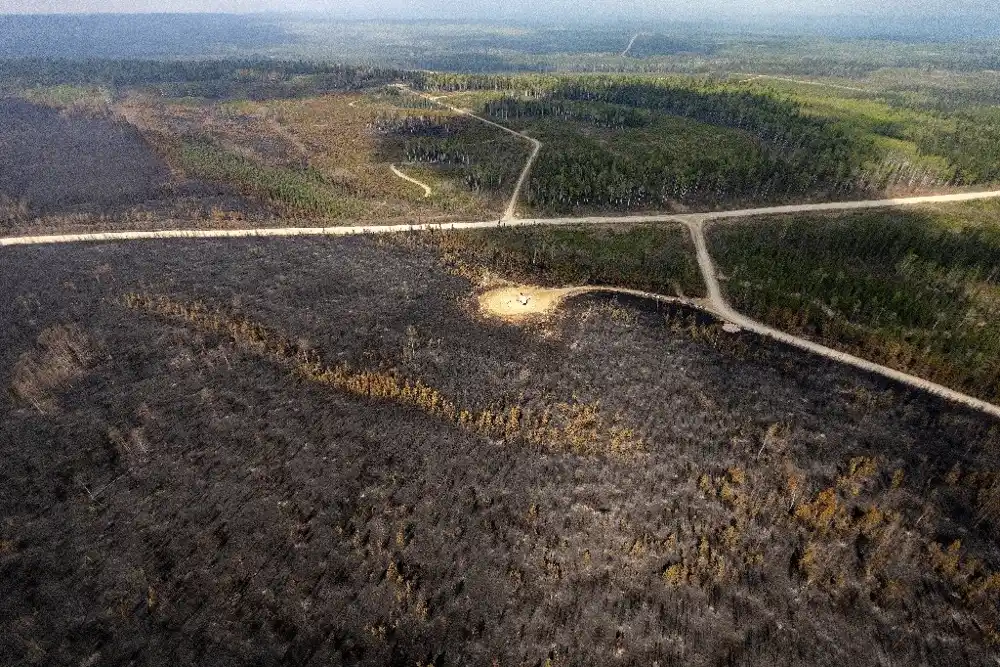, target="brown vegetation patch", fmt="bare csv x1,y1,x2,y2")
111,92,505,225
690,434,1000,645
123,292,644,458
10,324,98,413
119,96,306,172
